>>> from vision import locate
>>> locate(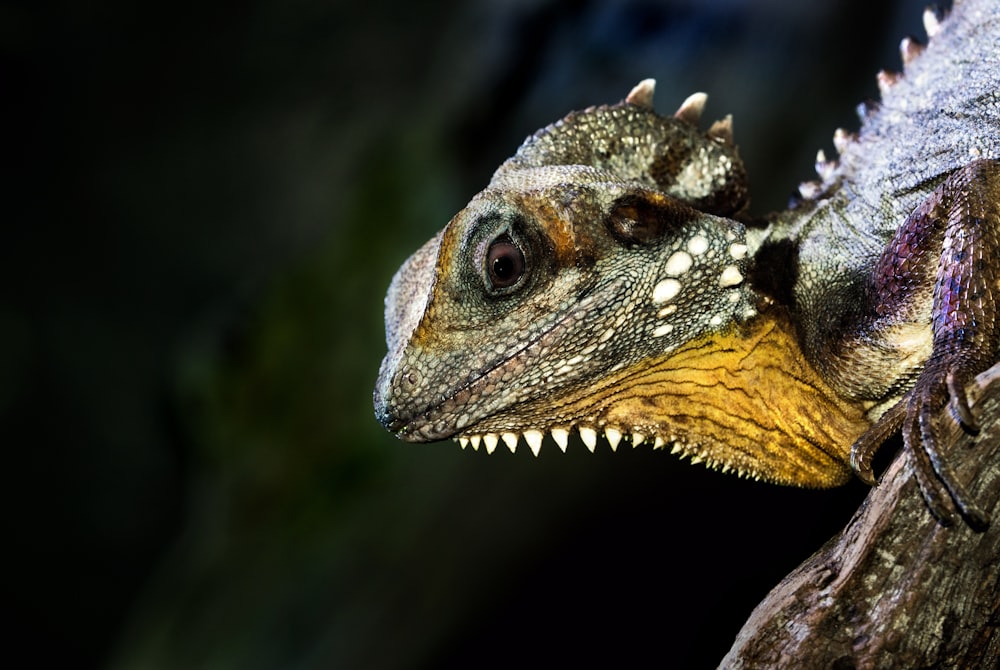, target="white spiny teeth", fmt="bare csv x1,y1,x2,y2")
833,128,854,154
798,180,823,200
900,36,924,66
461,426,698,459
876,69,900,96
551,427,569,452
922,7,941,38
605,427,622,451
524,430,543,456
814,150,837,181
855,100,879,122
